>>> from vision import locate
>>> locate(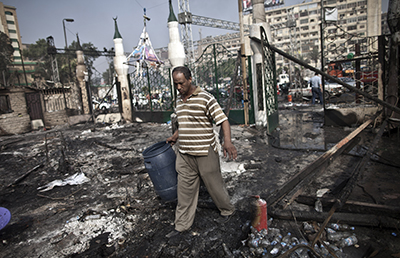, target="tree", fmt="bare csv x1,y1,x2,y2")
23,38,101,84
0,32,16,84
102,61,114,86
22,38,53,81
